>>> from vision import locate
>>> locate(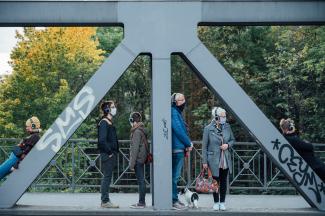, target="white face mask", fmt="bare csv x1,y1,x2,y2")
110,107,117,116
219,116,227,124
